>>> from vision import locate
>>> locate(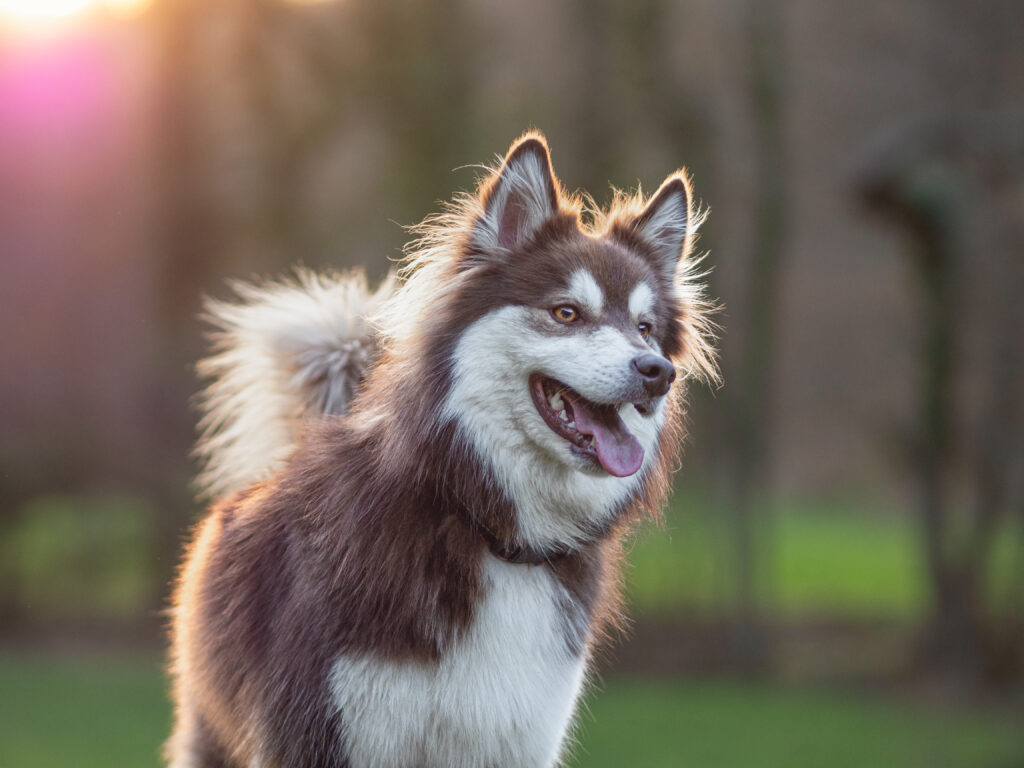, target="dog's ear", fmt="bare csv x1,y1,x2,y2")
473,135,560,252
629,174,695,277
